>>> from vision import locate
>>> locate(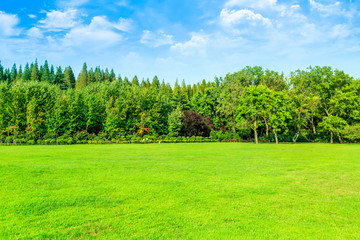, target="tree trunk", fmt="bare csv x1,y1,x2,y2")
254,120,258,144
330,131,334,144
338,133,343,144
311,118,316,134
263,118,269,137
273,129,279,144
